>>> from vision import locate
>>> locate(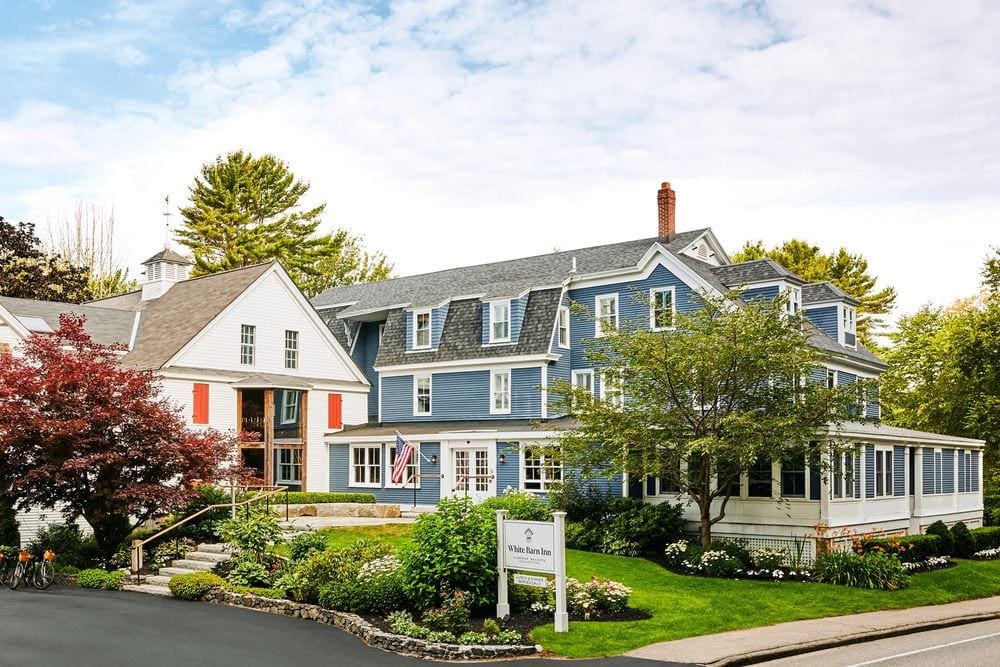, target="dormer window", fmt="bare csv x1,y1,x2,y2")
788,287,801,315
413,310,431,349
490,300,511,342
842,306,857,347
